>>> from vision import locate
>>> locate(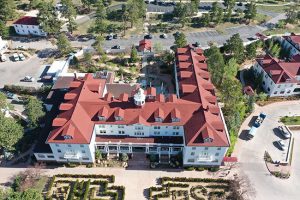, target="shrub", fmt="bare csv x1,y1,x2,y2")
184,166,195,171
46,176,56,198
82,179,90,200
195,167,206,171
86,163,93,168
208,167,219,172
